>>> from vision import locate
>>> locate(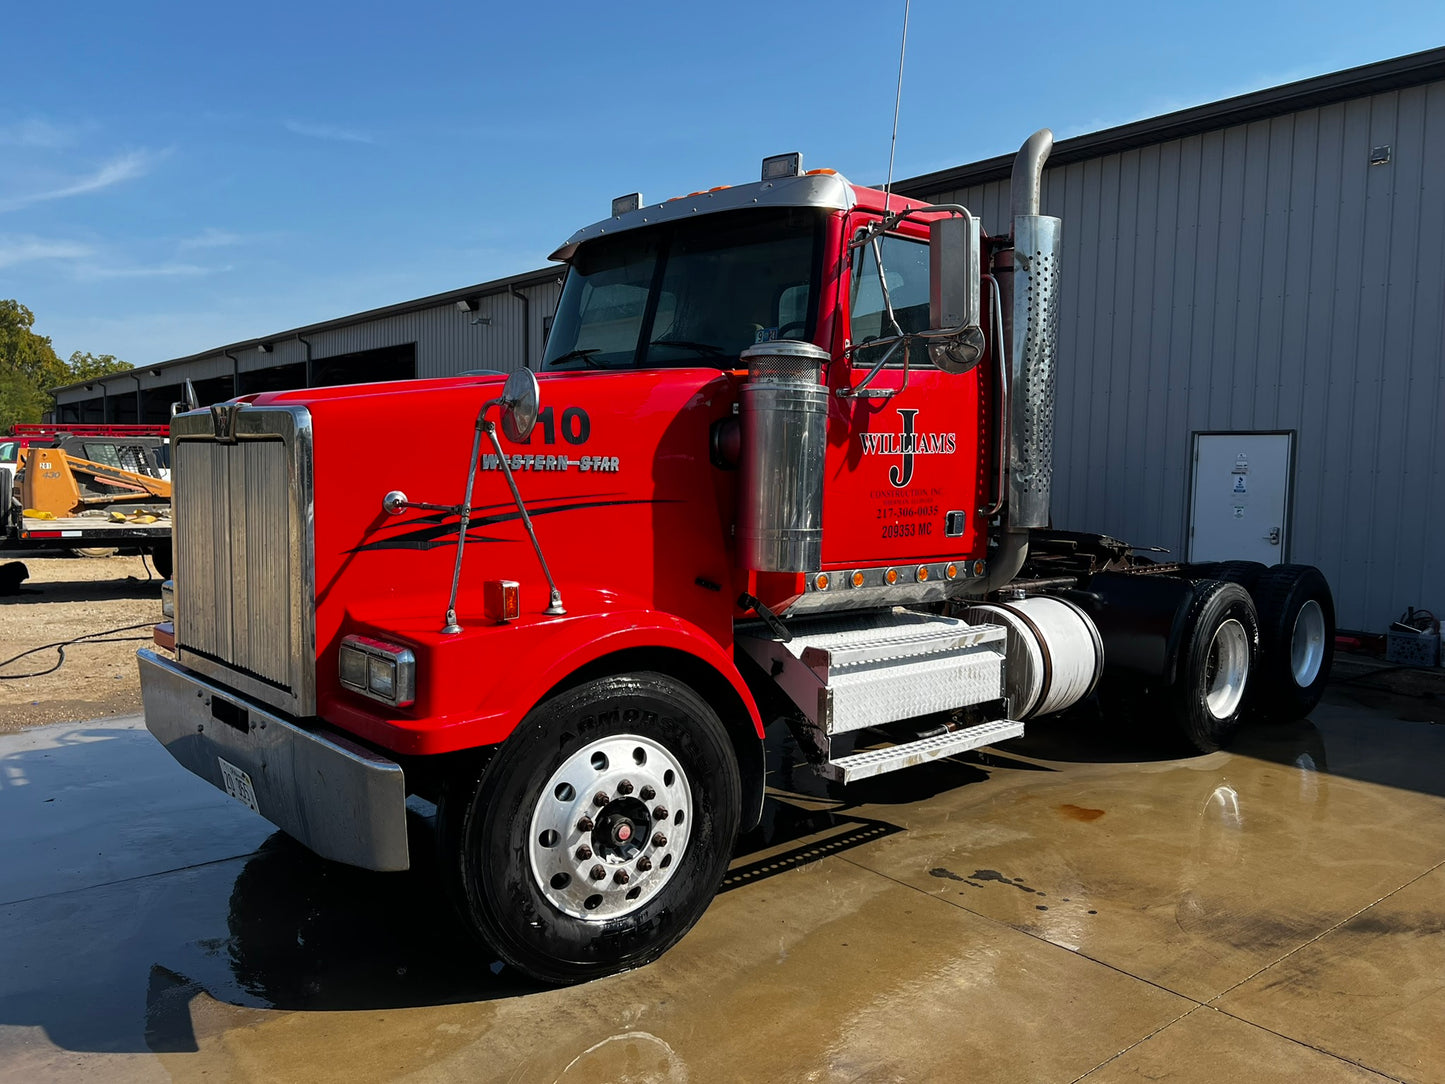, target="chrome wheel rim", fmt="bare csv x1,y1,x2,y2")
1204,618,1250,720
1290,600,1326,687
528,734,692,922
